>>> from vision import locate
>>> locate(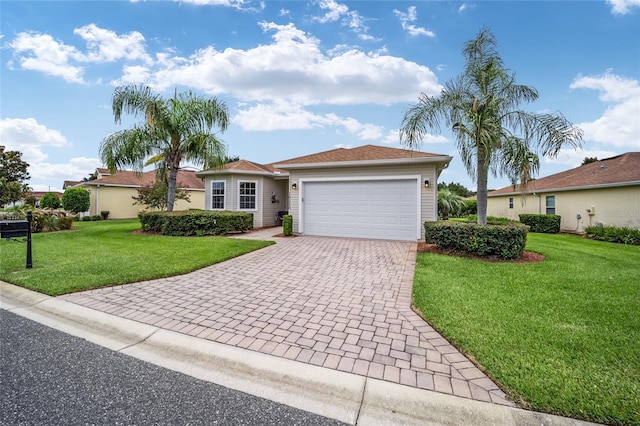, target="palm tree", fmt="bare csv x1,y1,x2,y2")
438,189,466,220
100,85,229,211
400,28,582,224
